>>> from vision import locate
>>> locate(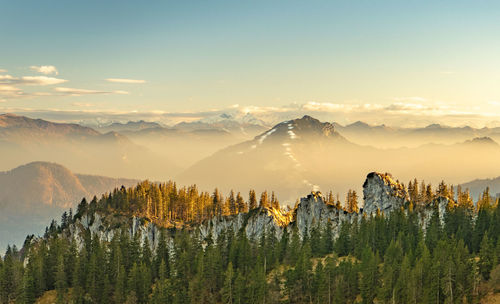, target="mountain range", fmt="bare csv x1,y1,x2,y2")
2,113,500,250
180,115,500,201
333,120,500,148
